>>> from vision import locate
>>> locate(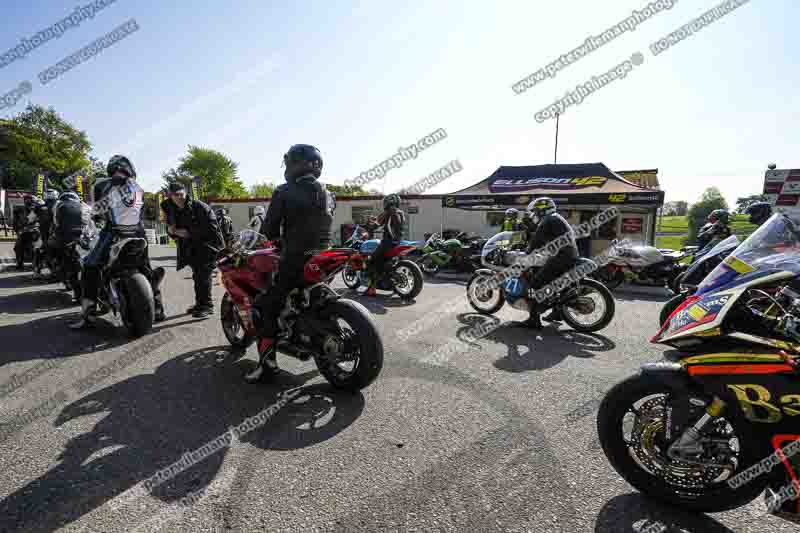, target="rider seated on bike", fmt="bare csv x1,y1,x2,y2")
48,190,87,282
745,201,772,227
365,194,404,296
246,144,334,384
696,209,731,251
32,190,58,278
70,156,166,329
511,197,578,330
503,208,520,232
